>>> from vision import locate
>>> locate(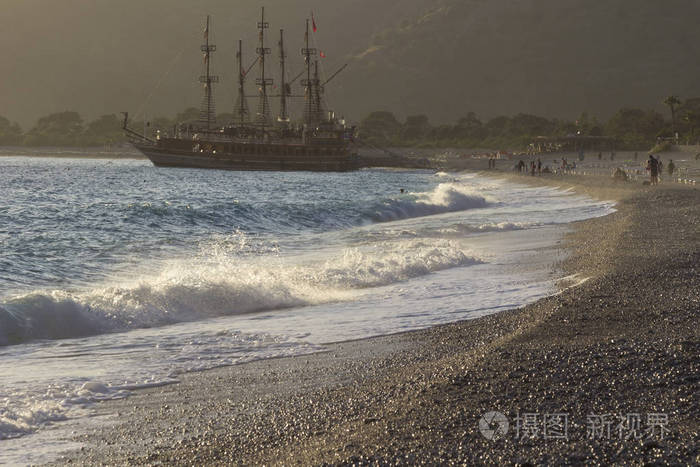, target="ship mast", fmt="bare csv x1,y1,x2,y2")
199,15,219,131
313,60,324,123
235,39,249,124
278,29,289,125
301,19,318,126
256,6,273,135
